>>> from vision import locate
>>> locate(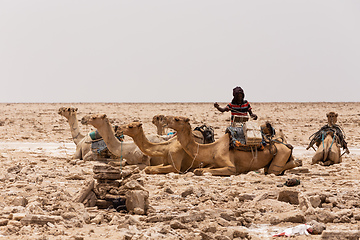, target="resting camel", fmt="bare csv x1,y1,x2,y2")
58,107,166,165
164,116,299,176
58,107,91,160
81,114,173,166
307,112,349,166
81,114,211,174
